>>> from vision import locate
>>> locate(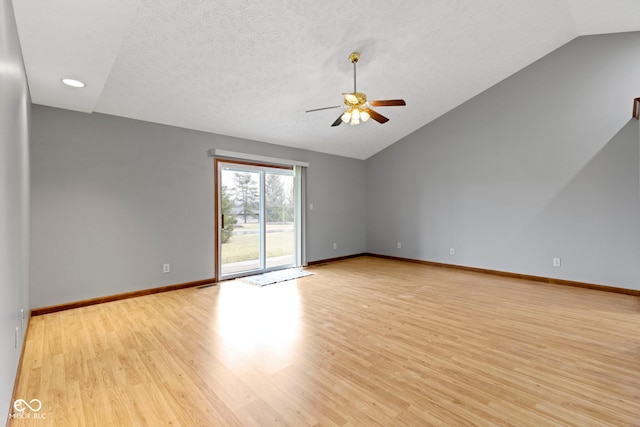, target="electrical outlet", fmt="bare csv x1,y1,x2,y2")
553,258,561,267
333,243,337,250
309,203,313,210
20,308,24,329
450,248,455,255
163,264,170,273
397,242,402,249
